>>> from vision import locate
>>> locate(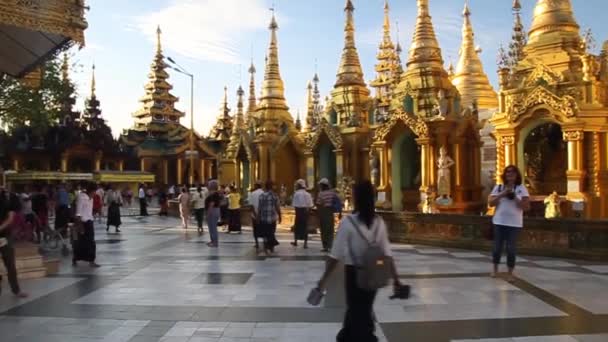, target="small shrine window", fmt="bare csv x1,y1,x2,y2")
403,95,414,114
329,109,338,125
